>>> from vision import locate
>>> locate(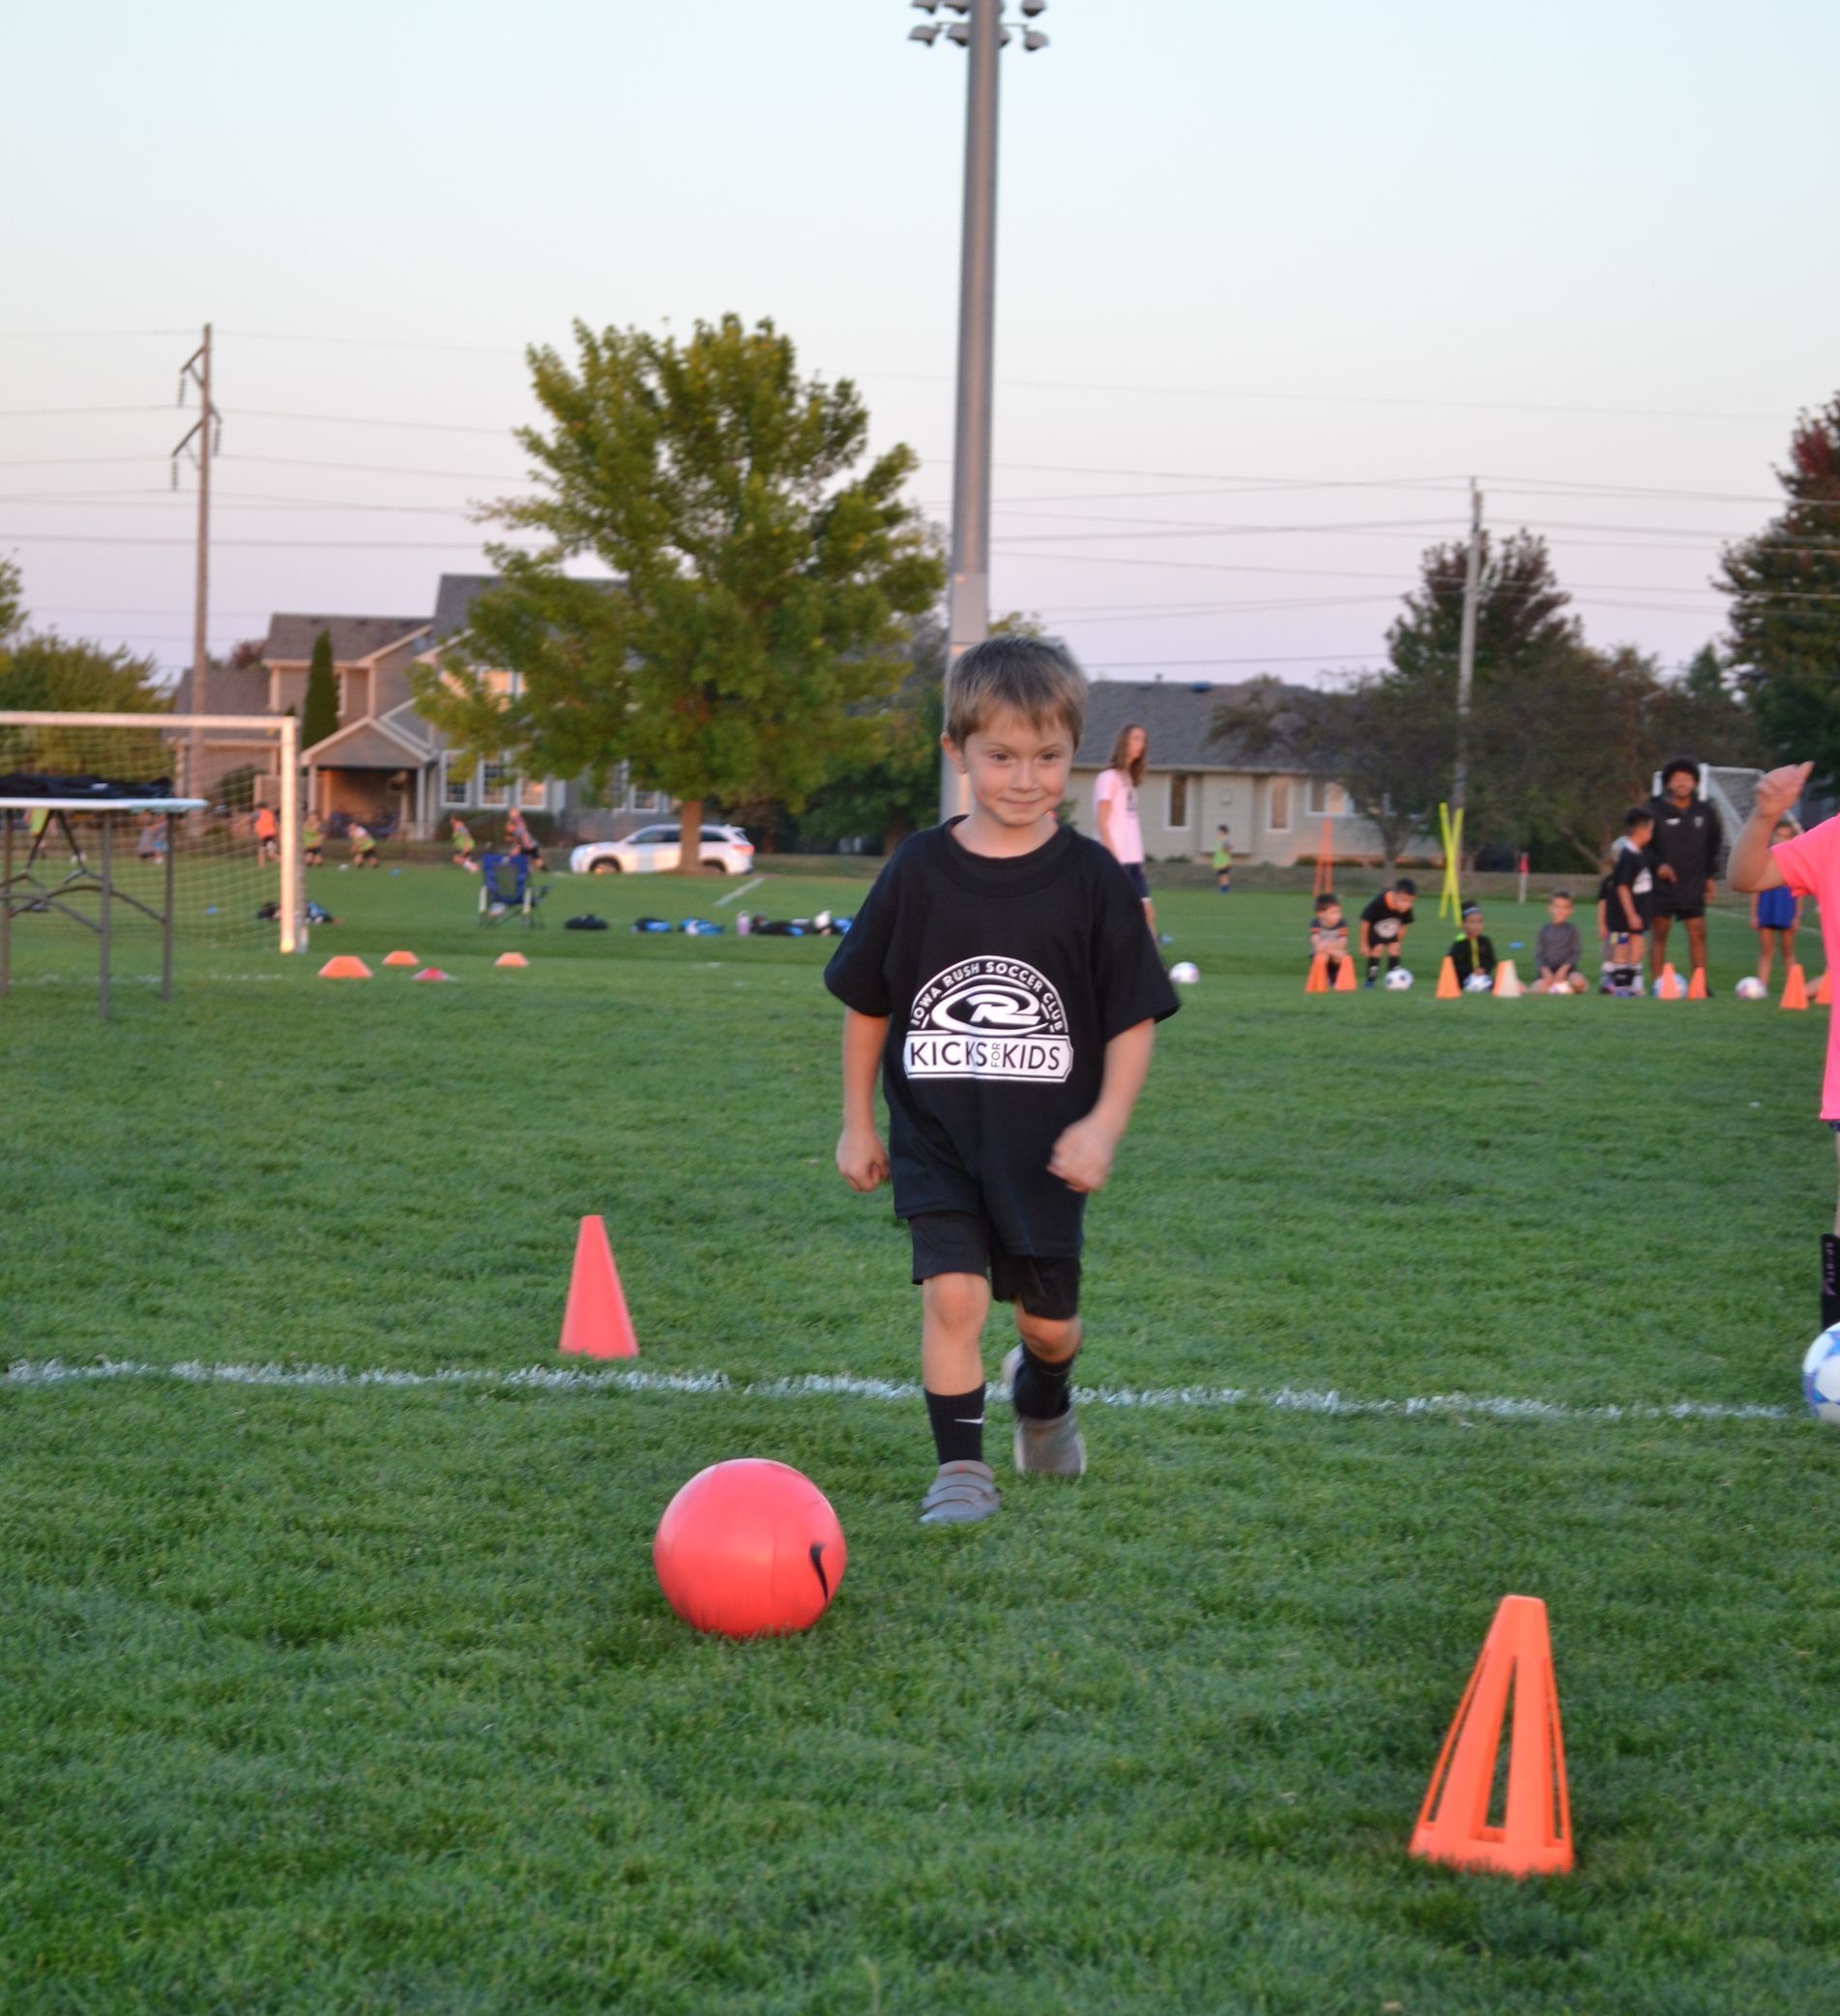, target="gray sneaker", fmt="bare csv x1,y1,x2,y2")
919,1459,1001,1526
1001,1346,1088,1477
